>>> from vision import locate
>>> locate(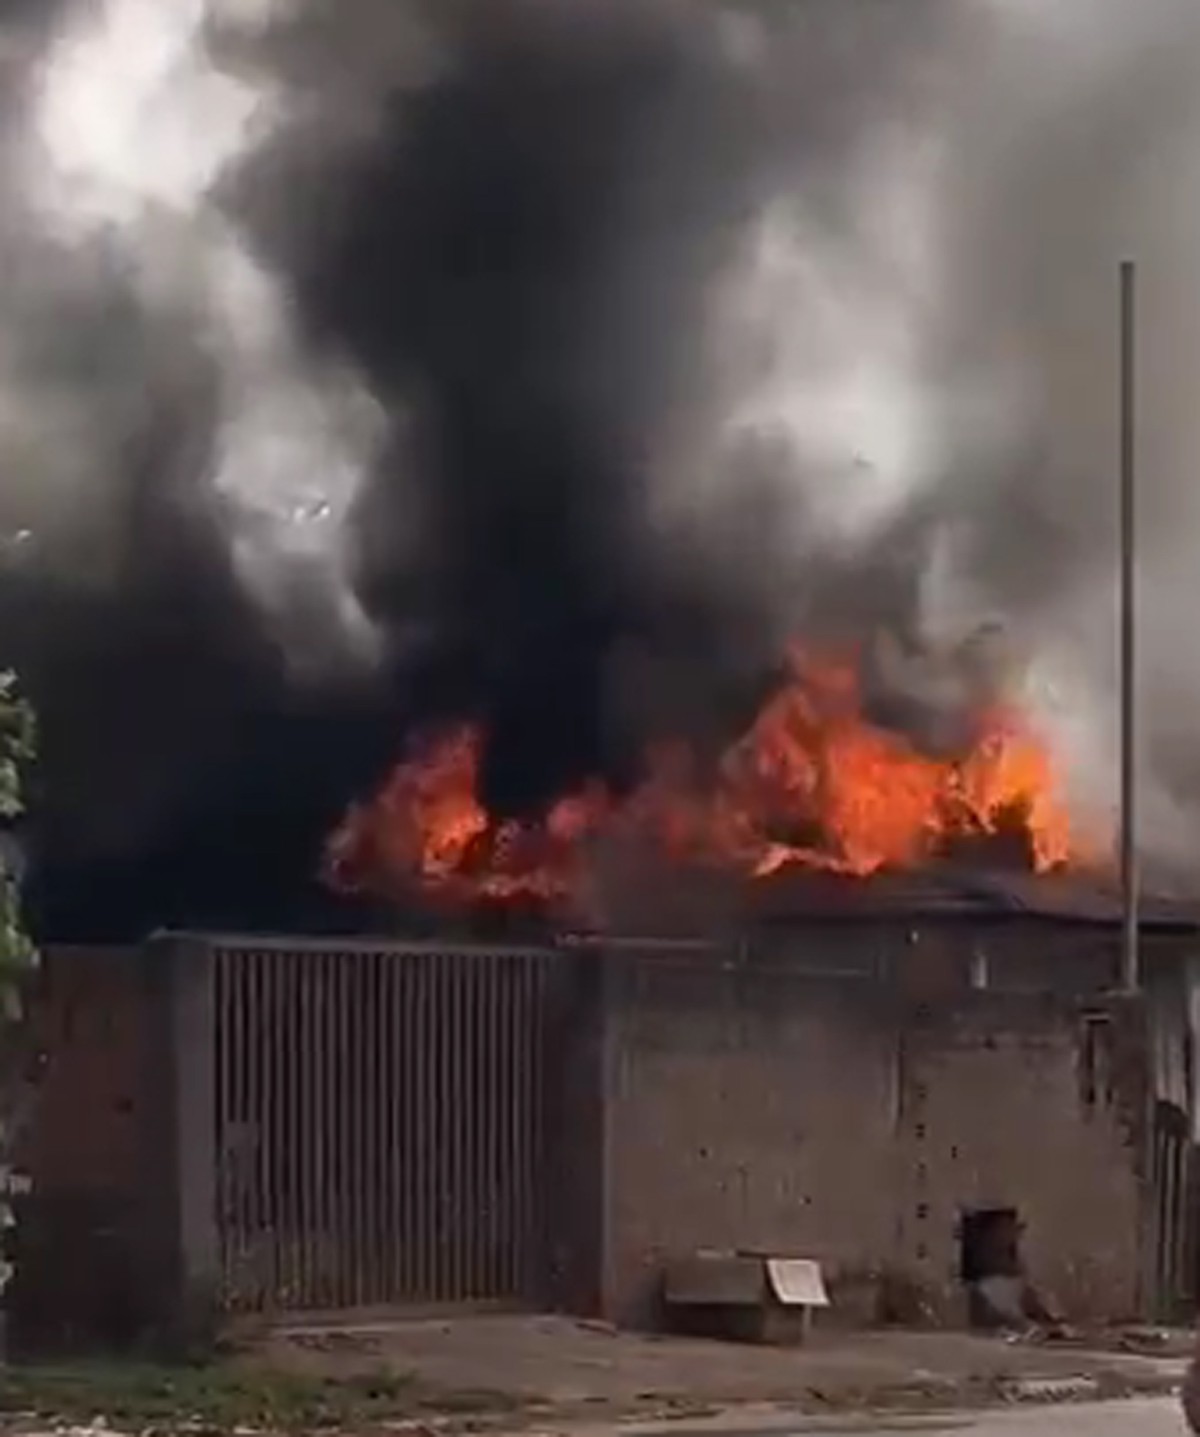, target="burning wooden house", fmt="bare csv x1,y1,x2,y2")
10,649,1200,1352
